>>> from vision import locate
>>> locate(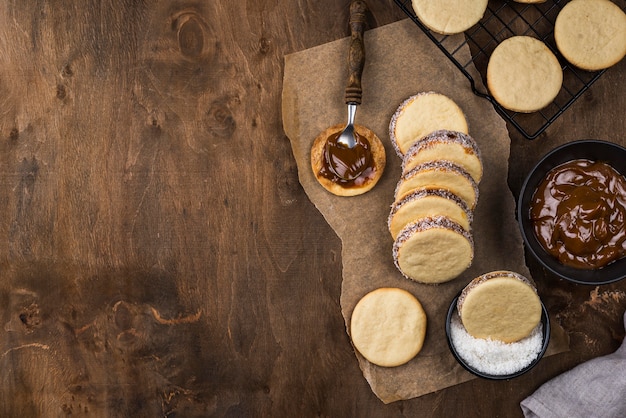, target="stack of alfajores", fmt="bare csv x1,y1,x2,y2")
388,92,483,284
